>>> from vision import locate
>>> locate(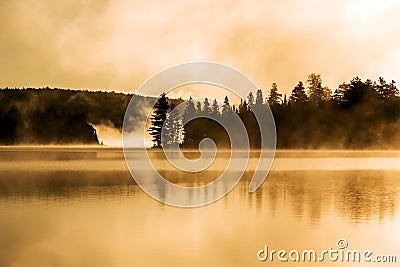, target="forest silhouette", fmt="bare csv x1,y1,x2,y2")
150,74,400,149
1,73,399,148
0,88,152,144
